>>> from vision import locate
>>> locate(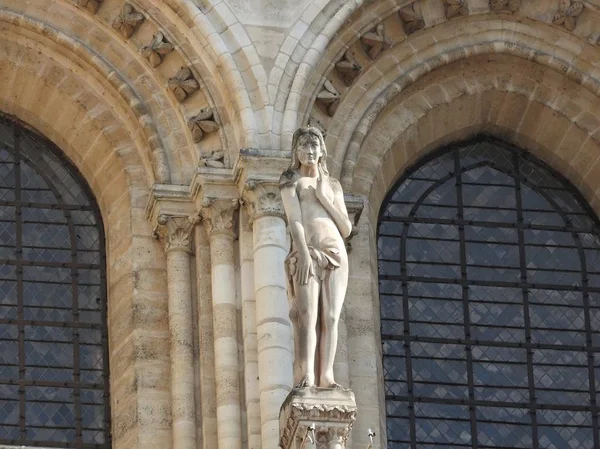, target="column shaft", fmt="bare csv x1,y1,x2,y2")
194,226,218,448
210,231,243,449
253,215,294,448
166,247,197,449
240,216,262,448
